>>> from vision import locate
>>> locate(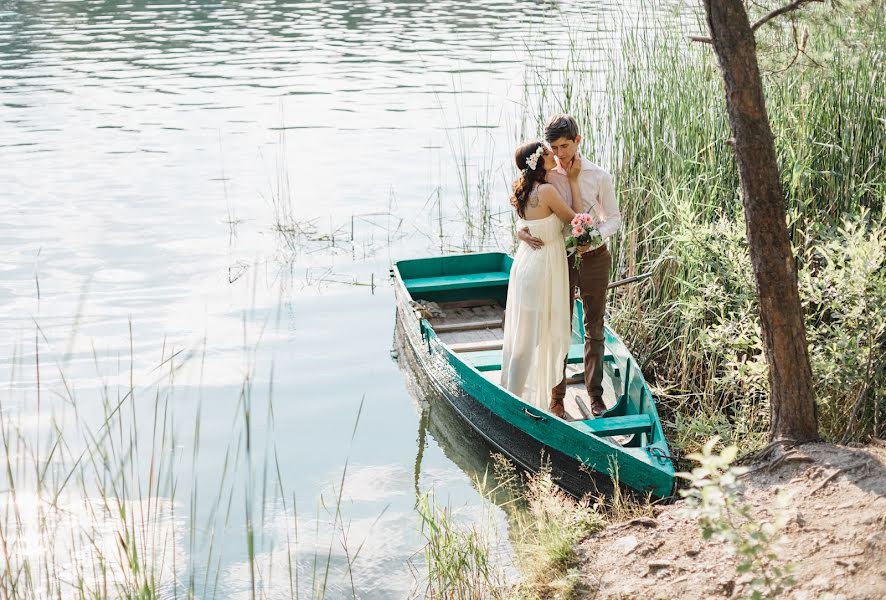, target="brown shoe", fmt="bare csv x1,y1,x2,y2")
590,396,607,417
549,398,566,419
